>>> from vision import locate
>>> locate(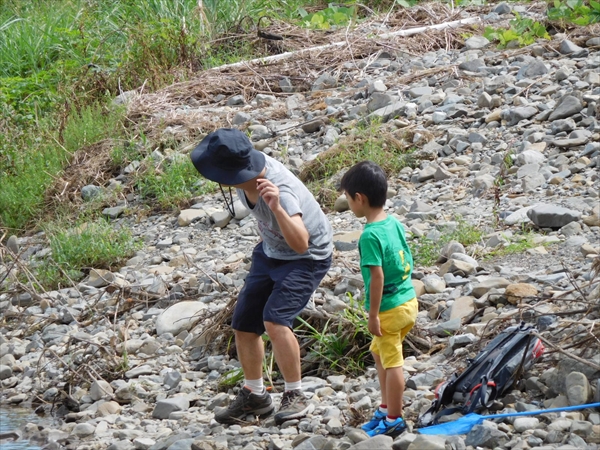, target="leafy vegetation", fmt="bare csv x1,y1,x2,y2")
0,0,327,233
33,218,140,290
297,294,372,376
136,157,217,210
412,219,484,267
299,3,357,29
484,12,550,48
547,0,600,25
